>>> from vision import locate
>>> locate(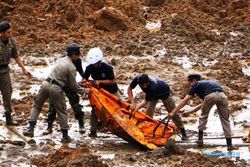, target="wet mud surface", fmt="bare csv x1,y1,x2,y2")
0,0,250,166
